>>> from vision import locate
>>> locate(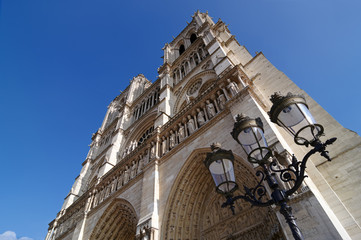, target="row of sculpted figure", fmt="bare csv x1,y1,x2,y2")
159,81,240,156
91,150,150,209
121,140,138,158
